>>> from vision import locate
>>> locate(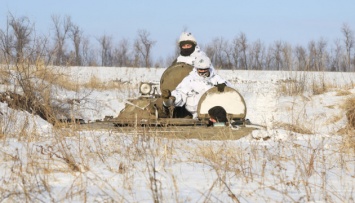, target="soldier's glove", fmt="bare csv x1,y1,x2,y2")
215,83,227,92
161,89,171,99
163,96,176,107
